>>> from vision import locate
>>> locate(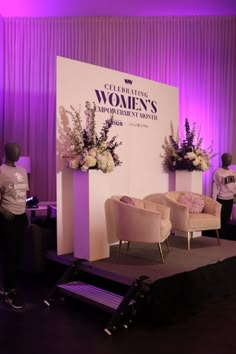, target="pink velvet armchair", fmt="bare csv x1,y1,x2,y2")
104,195,172,263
